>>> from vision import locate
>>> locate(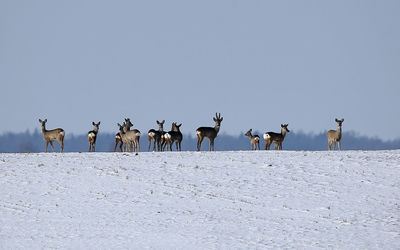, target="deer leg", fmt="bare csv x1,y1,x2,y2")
89,143,92,152
333,141,336,150
137,139,140,152
50,141,55,152
148,139,151,152
338,141,341,150
45,141,49,152
197,136,203,151
93,143,95,152
60,140,64,153
210,138,214,151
